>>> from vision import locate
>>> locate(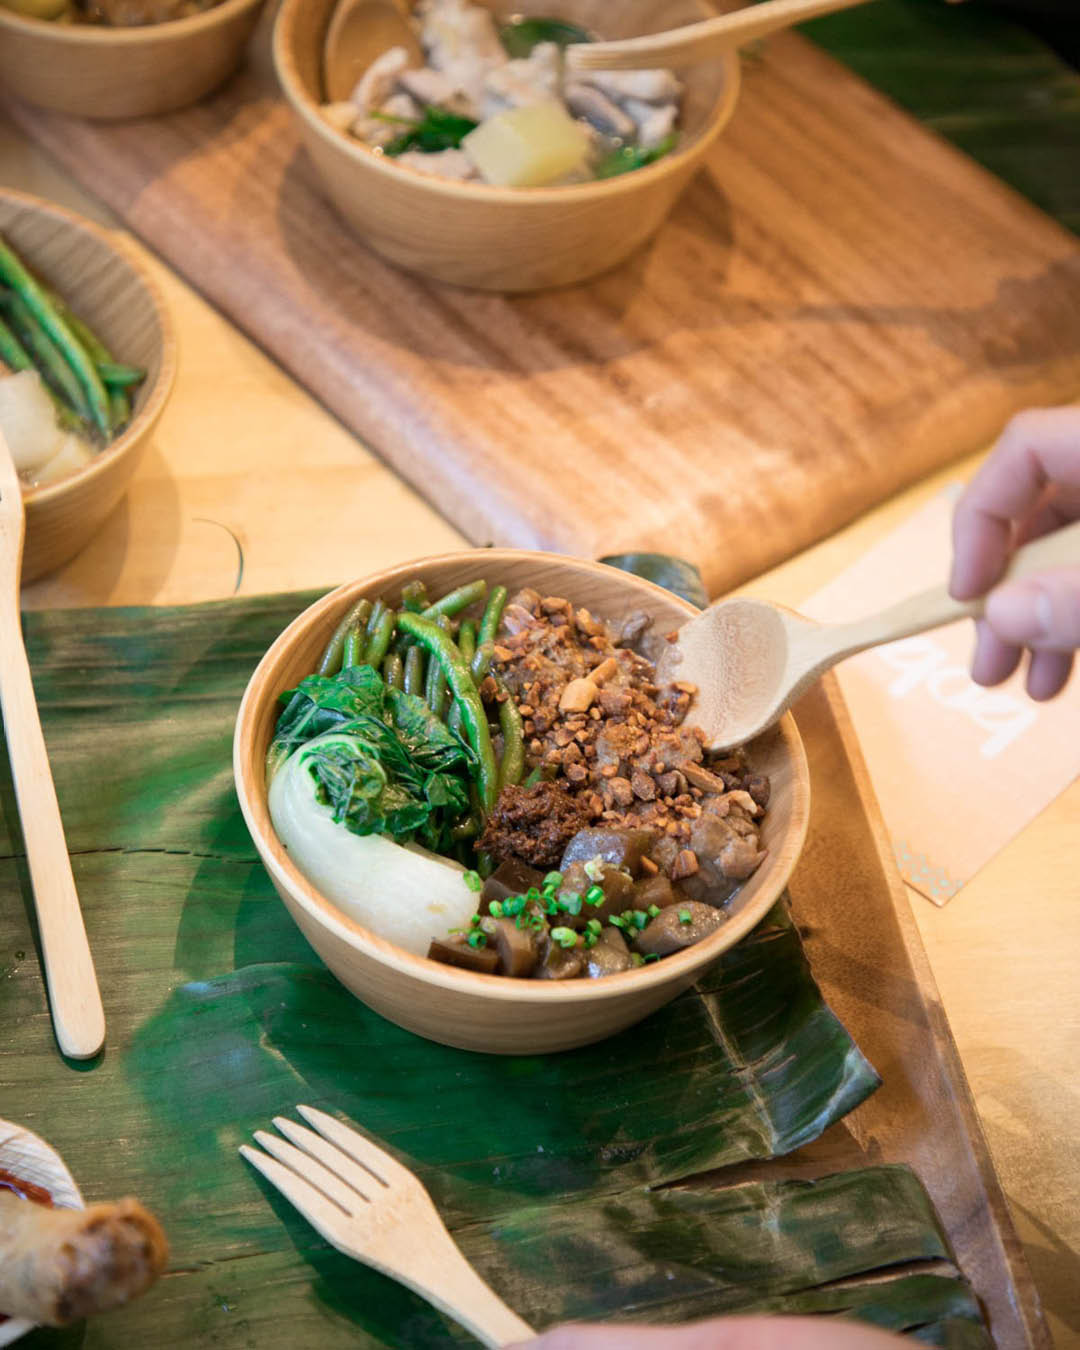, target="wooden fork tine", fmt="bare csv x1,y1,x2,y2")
252,1130,362,1216
273,1116,381,1202
239,1144,352,1250
297,1105,414,1190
